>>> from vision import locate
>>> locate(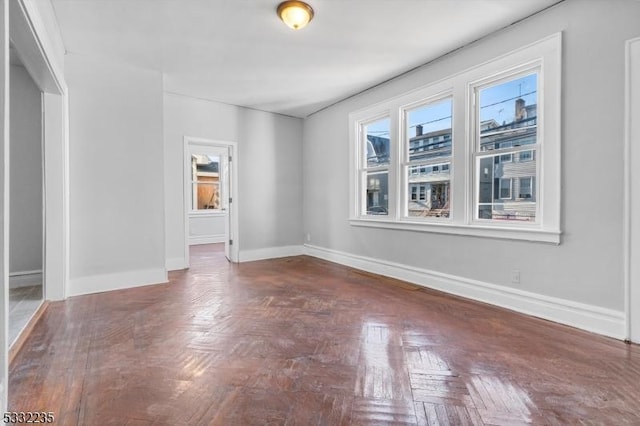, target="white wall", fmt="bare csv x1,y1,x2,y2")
66,53,166,296
303,0,640,338
9,65,42,275
163,93,303,268
189,214,225,245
